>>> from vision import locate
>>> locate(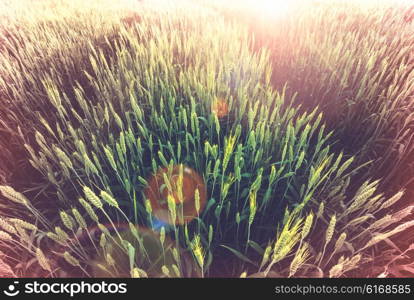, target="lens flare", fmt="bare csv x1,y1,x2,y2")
234,0,297,20
211,98,229,119
254,0,292,19
144,165,207,225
